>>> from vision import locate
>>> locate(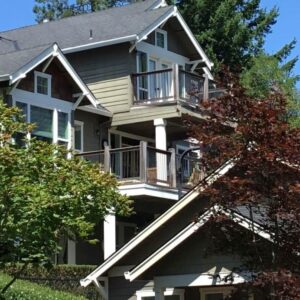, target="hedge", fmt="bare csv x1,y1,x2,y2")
0,273,87,300
3,264,100,299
